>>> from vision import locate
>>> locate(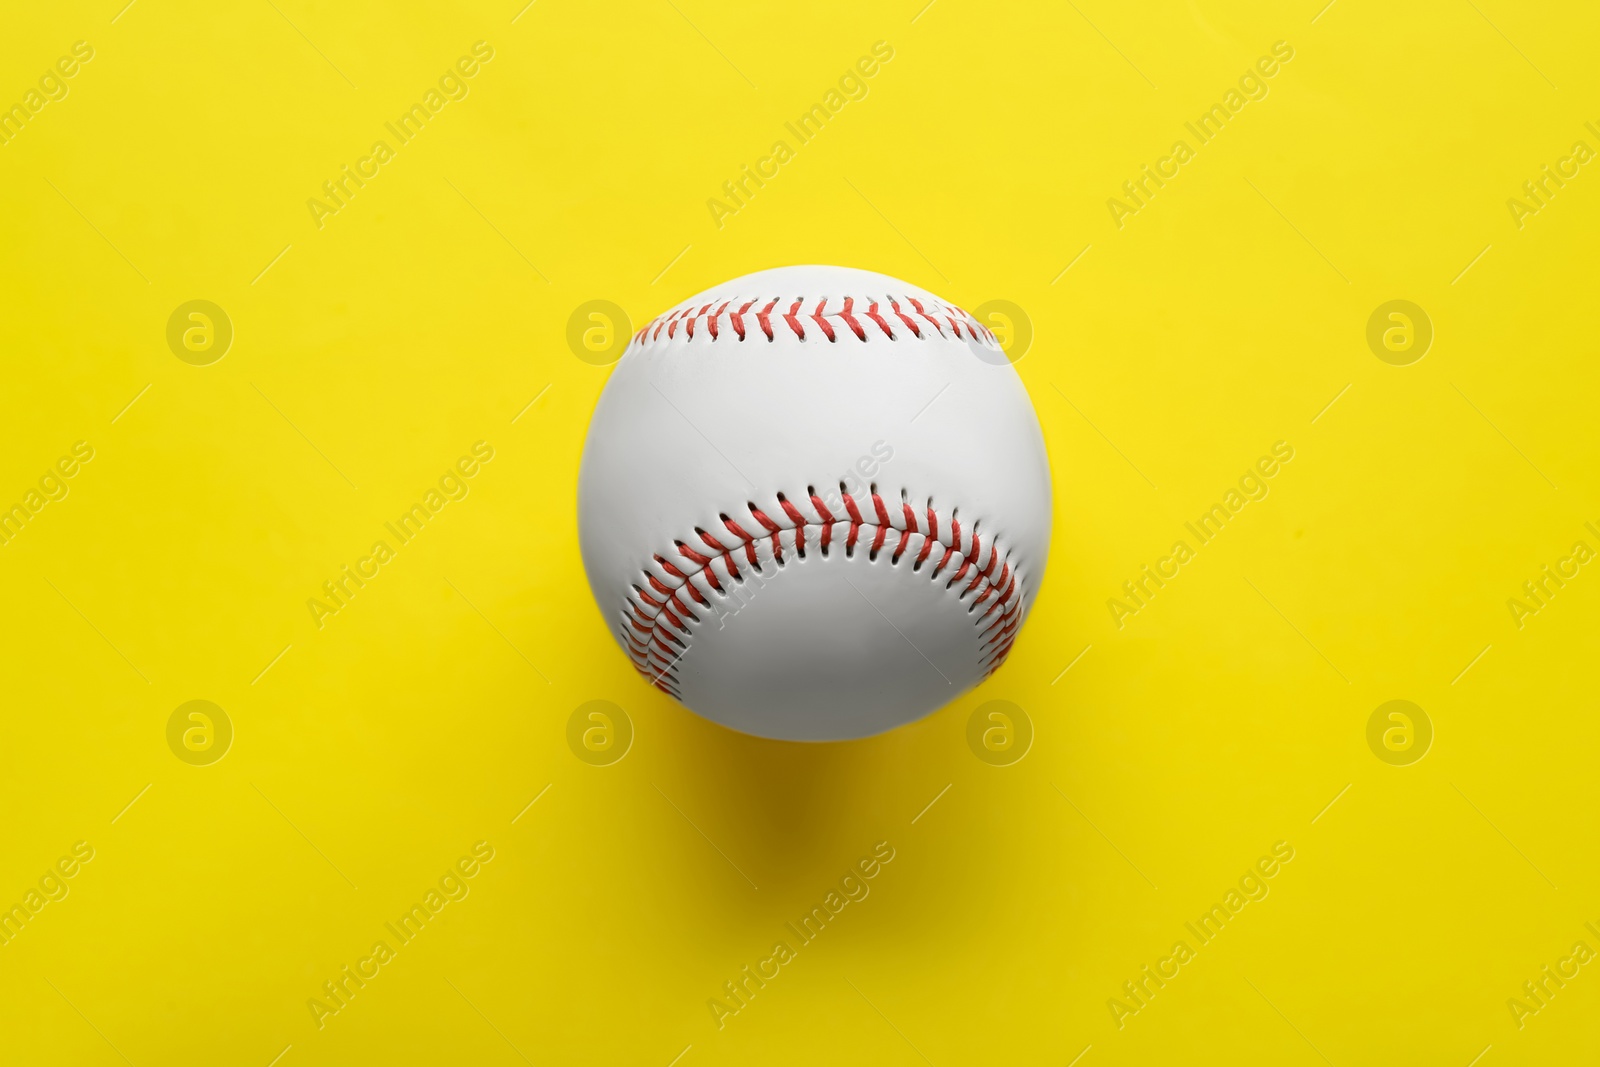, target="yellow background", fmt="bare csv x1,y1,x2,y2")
2,0,1597,1063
